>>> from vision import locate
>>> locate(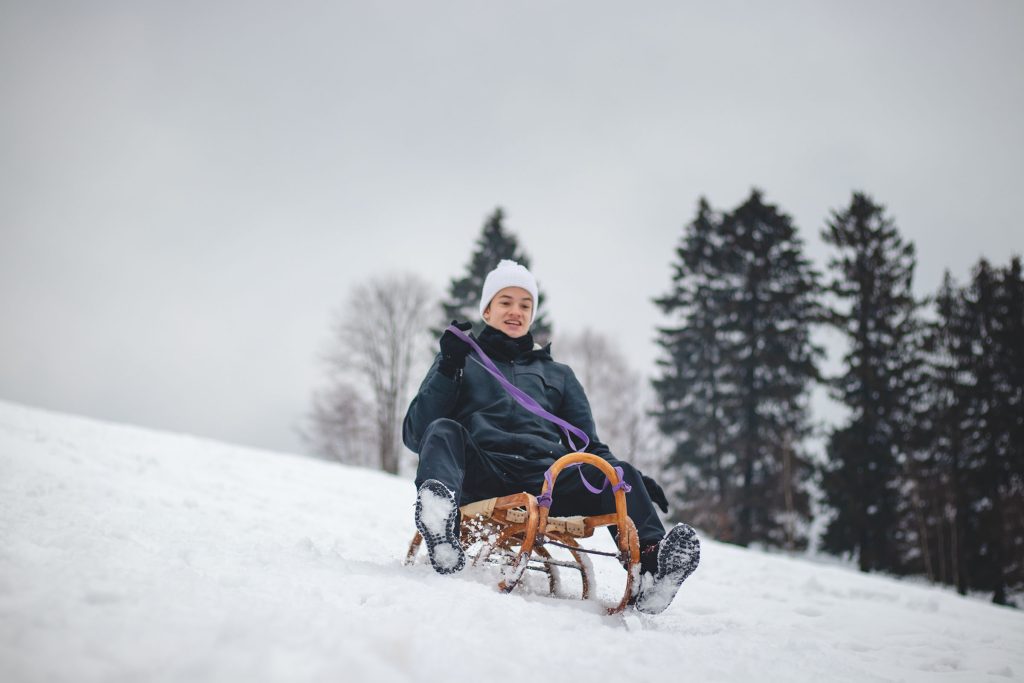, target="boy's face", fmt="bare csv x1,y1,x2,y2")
483,287,533,338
